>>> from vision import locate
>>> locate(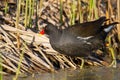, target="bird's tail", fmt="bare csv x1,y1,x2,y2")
103,22,119,33
99,22,119,40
